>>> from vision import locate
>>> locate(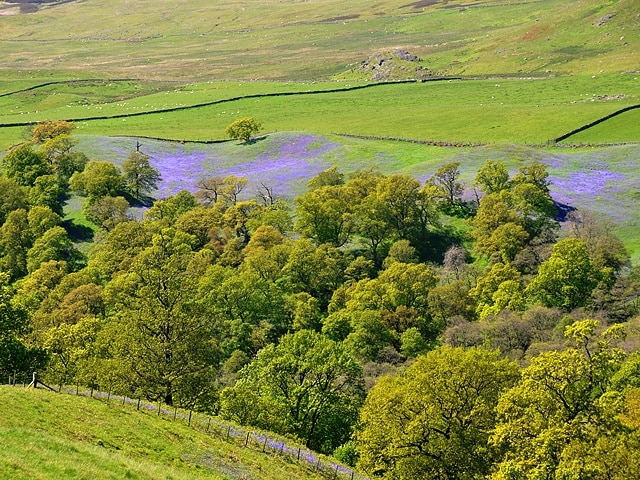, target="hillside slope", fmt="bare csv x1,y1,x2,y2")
0,0,637,80
0,386,339,480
